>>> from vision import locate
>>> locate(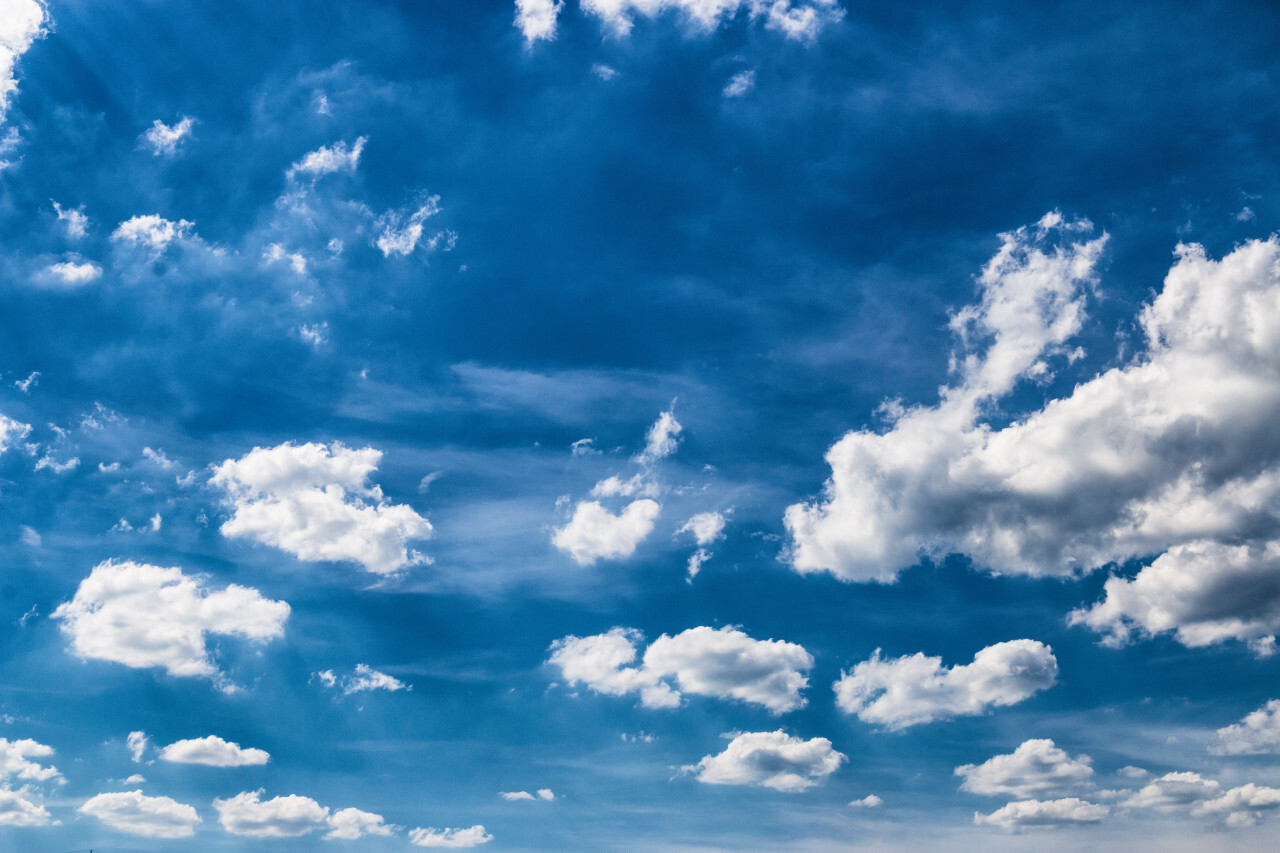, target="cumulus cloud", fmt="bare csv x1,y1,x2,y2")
973,797,1108,831
409,824,493,847
0,788,51,826
51,559,290,684
41,259,101,287
0,0,46,125
1212,700,1280,756
52,201,88,238
579,0,843,41
549,625,812,713
317,663,410,695
1122,771,1221,811
110,214,195,254
956,739,1093,799
287,137,366,181
515,0,562,42
833,640,1057,729
678,511,727,545
0,412,31,452
637,407,682,465
684,730,845,792
127,731,150,763
552,499,660,565
140,116,195,156
374,197,454,257
79,790,201,838
323,807,396,840
0,738,60,784
1194,783,1280,827
214,789,391,840
263,242,307,274
210,441,432,576
723,69,755,98
849,794,882,808
159,736,270,767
